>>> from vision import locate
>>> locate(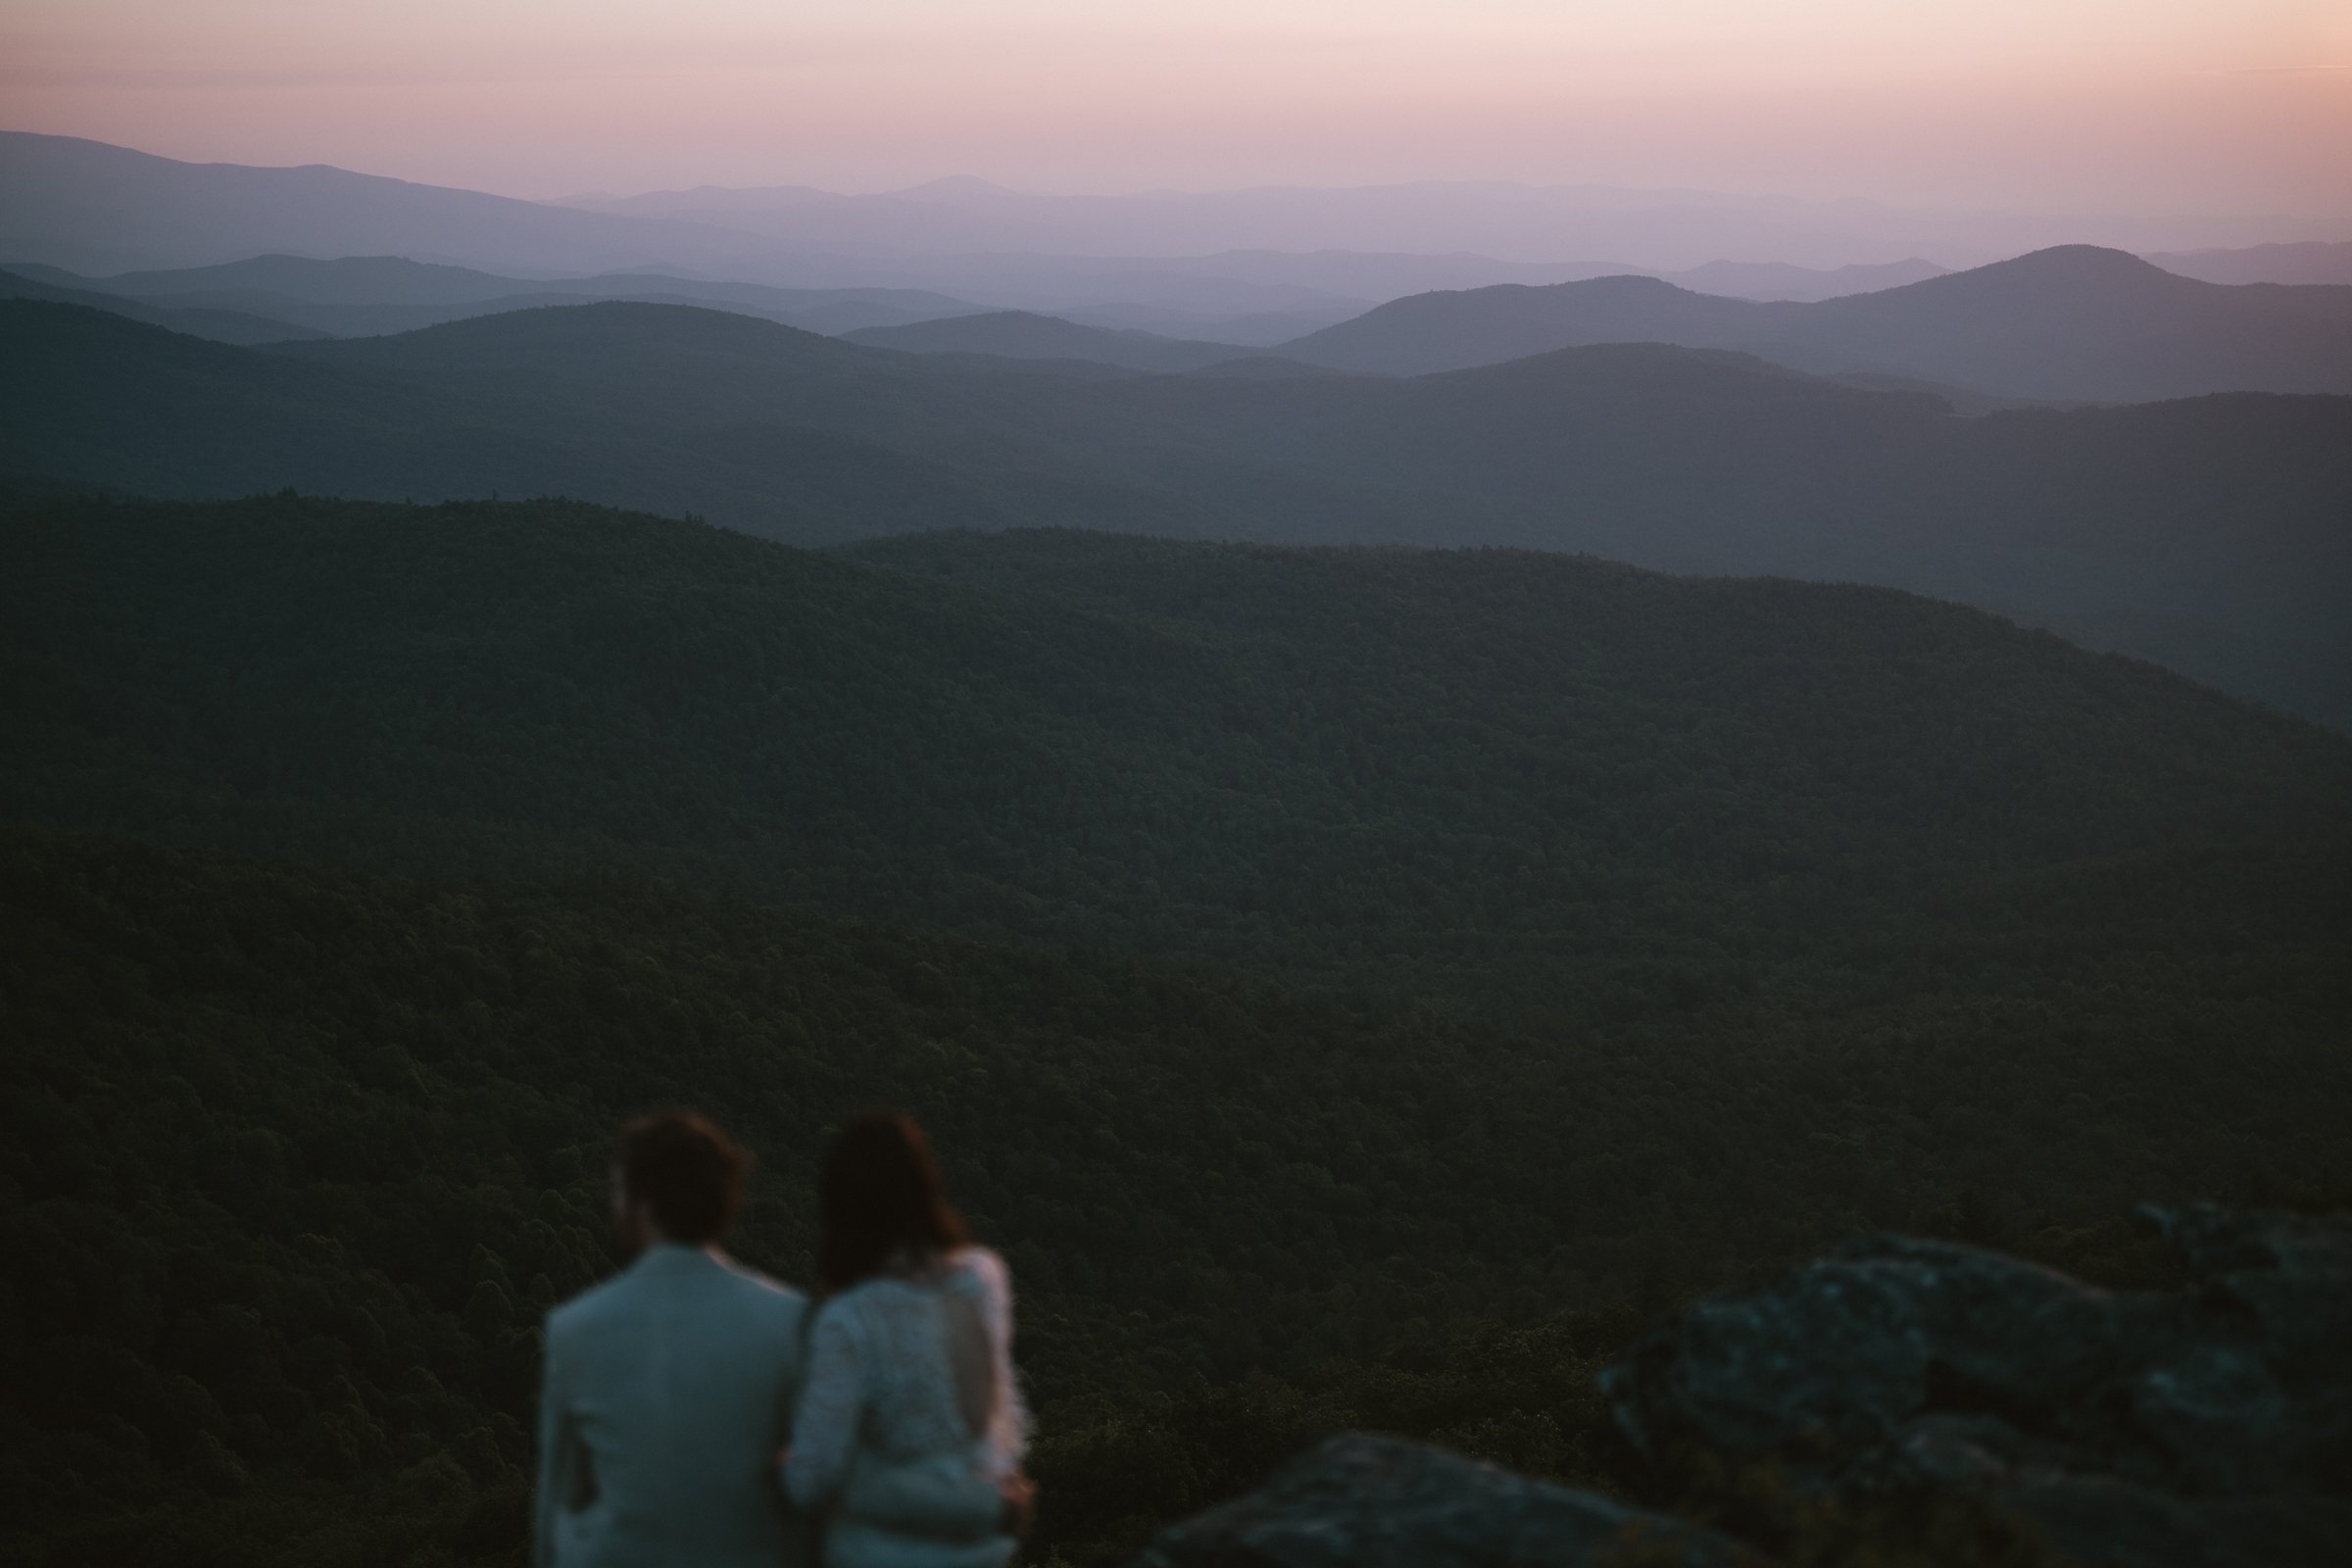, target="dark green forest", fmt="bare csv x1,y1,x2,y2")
4,489,2350,1565
4,828,2337,1566
10,491,2348,1025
